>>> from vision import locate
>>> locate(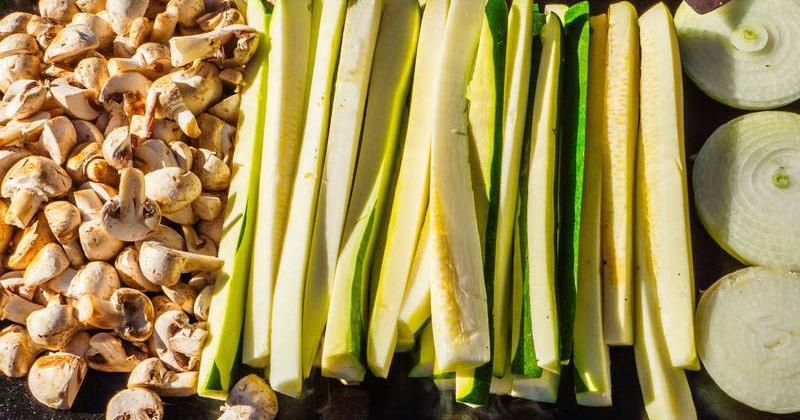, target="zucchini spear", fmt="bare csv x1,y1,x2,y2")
324,0,419,382
198,0,271,399
429,0,491,374
367,0,448,378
